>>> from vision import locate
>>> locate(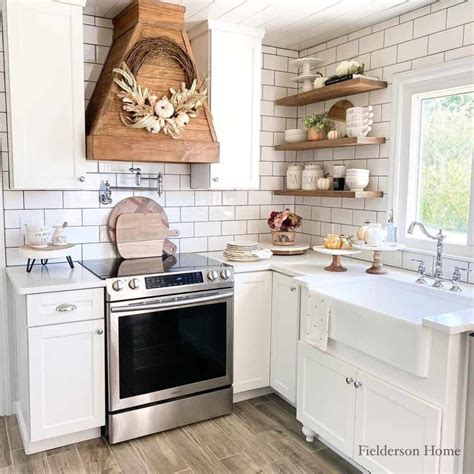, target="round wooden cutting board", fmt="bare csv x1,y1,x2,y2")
107,196,176,255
